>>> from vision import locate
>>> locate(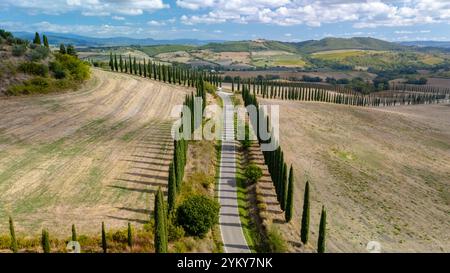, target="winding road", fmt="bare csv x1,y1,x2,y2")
217,91,250,253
